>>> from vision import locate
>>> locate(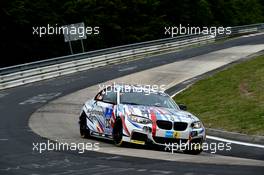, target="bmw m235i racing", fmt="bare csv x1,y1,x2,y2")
79,84,206,154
